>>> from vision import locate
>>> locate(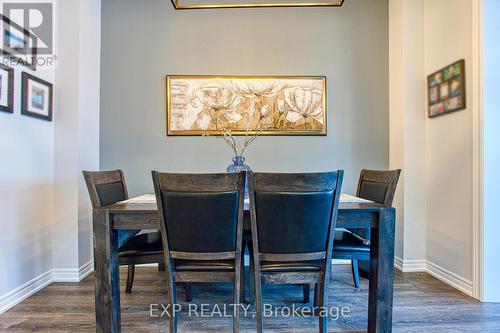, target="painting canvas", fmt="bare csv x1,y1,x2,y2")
21,72,53,121
166,76,327,136
427,59,466,118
